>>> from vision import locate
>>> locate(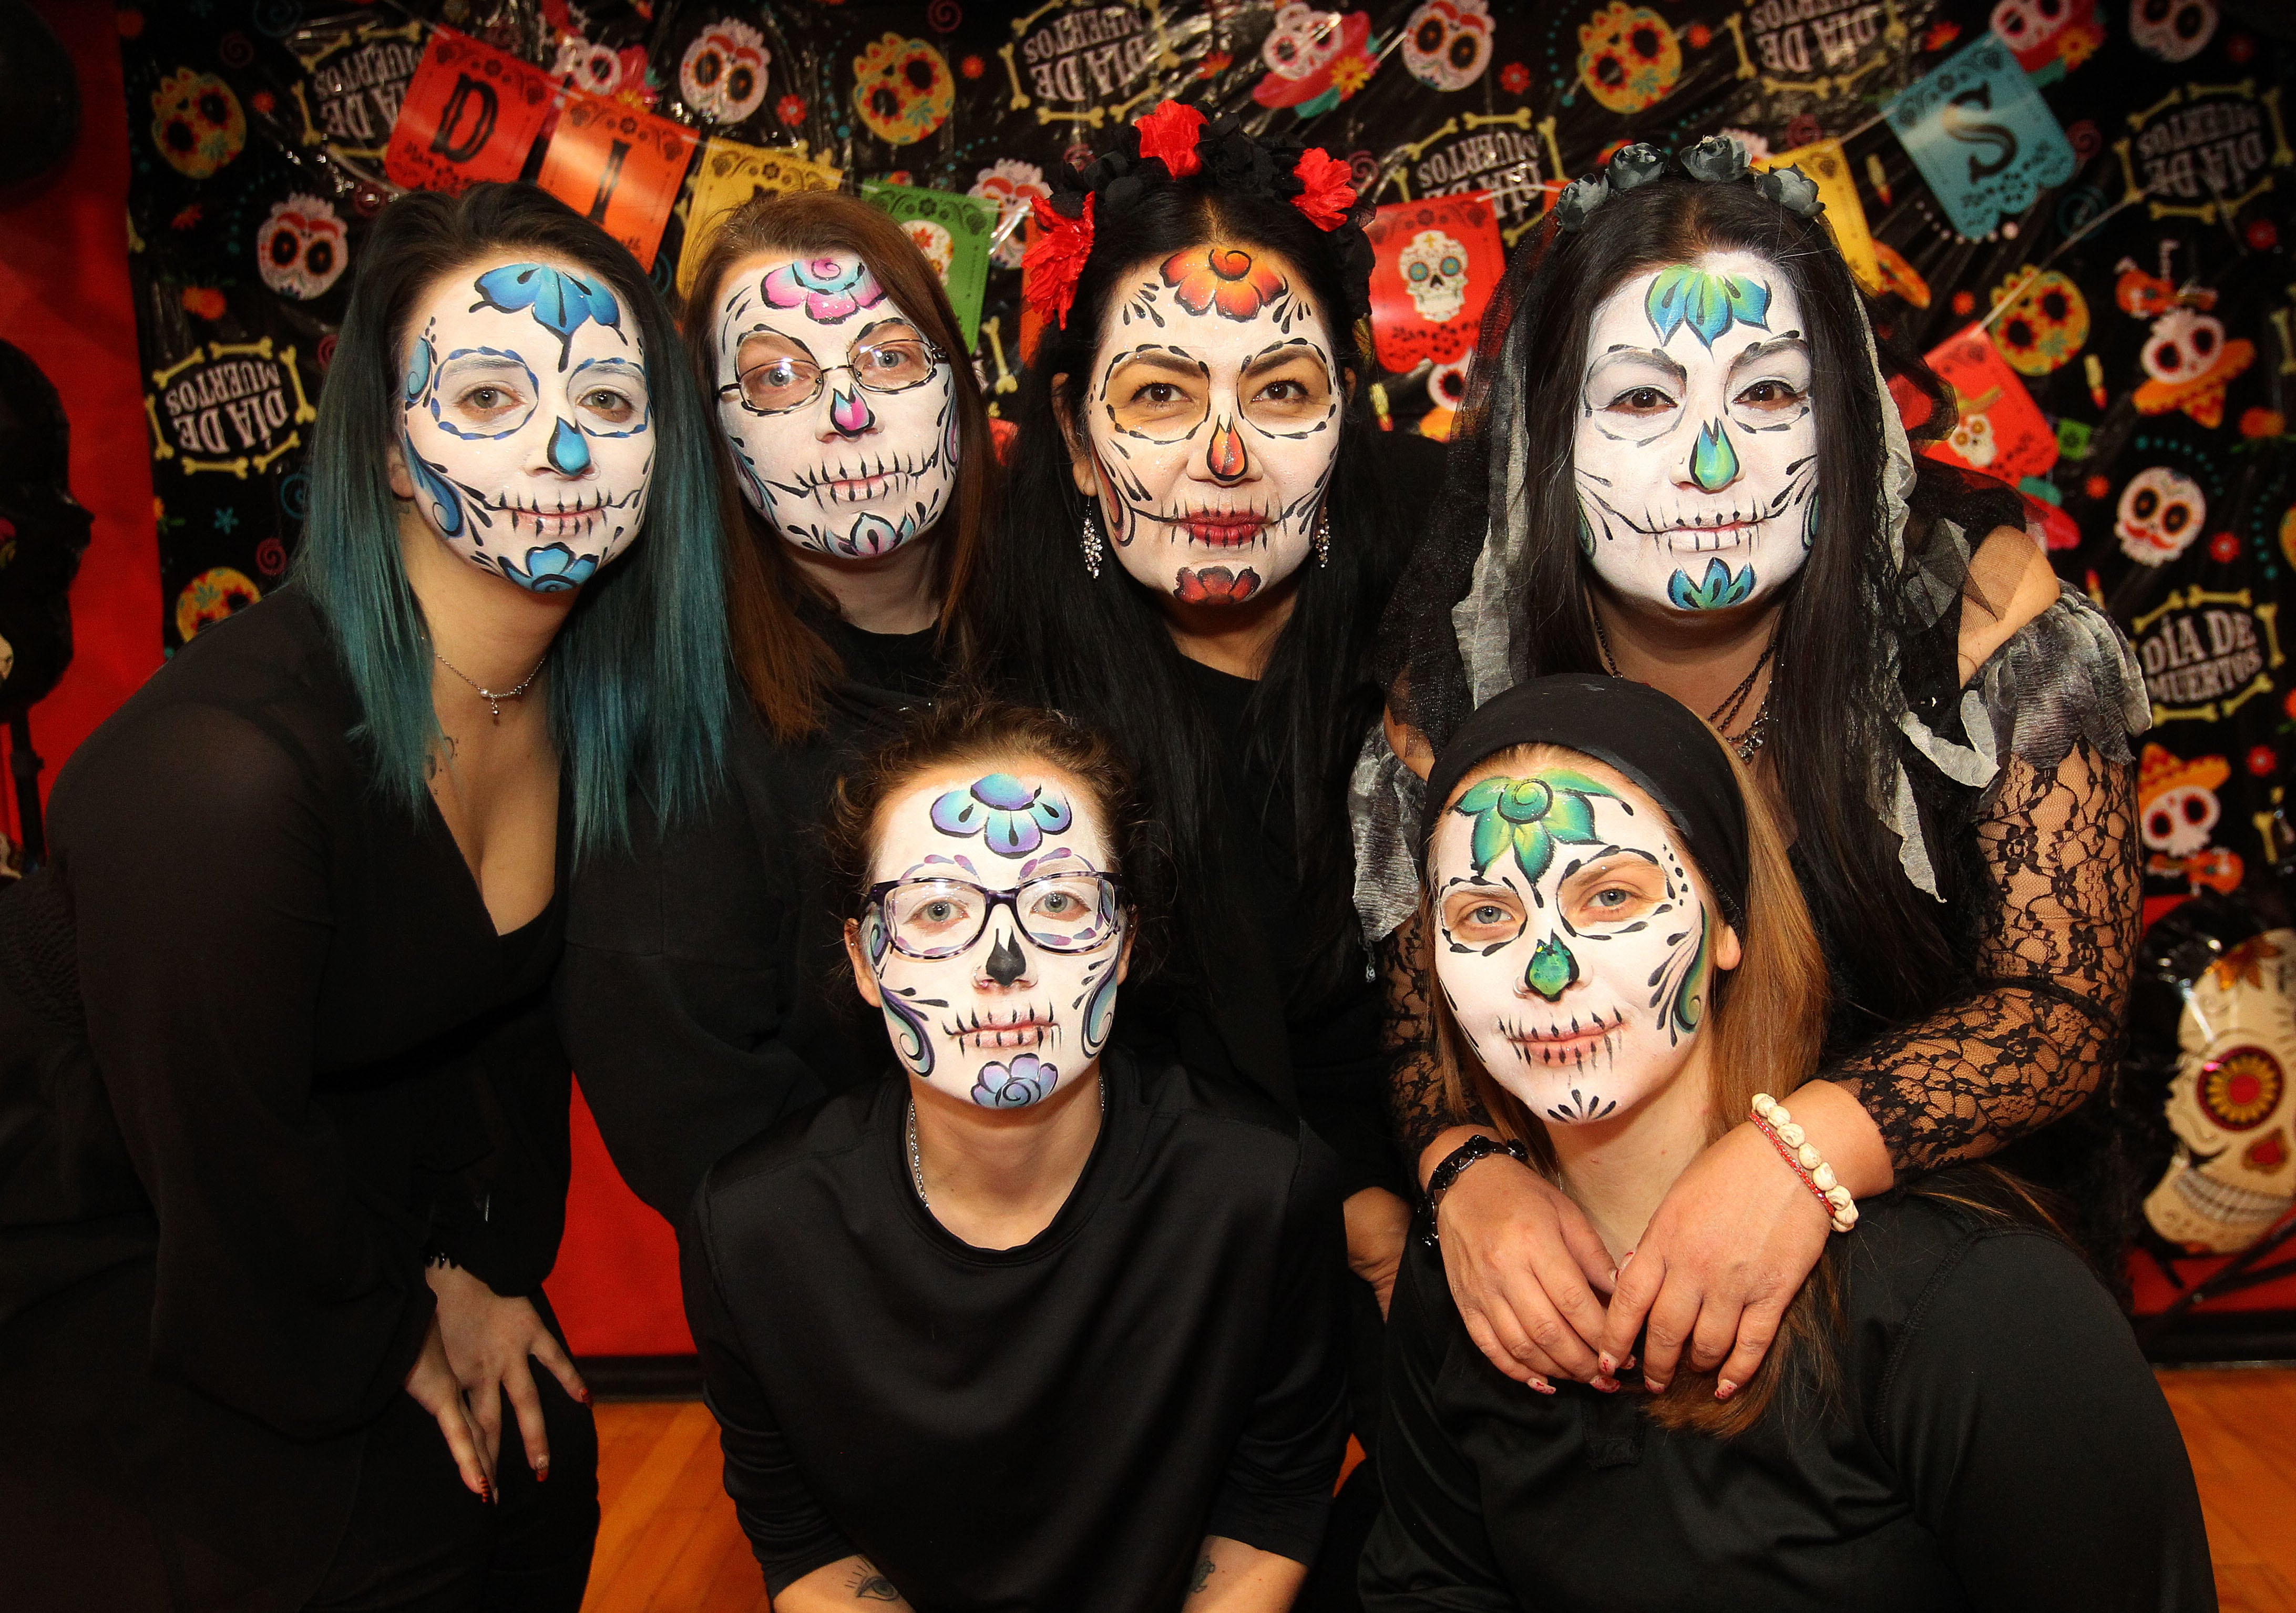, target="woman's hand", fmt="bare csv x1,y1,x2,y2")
1602,1080,1891,1396
1344,1187,1414,1318
403,1314,492,1502
426,1259,589,1481
1427,1134,1616,1389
